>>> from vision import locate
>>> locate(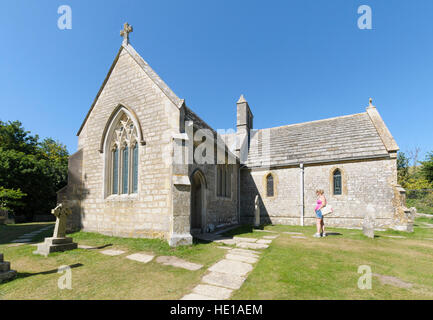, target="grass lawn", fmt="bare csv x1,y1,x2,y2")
0,224,225,299
230,217,433,300
1,217,433,300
